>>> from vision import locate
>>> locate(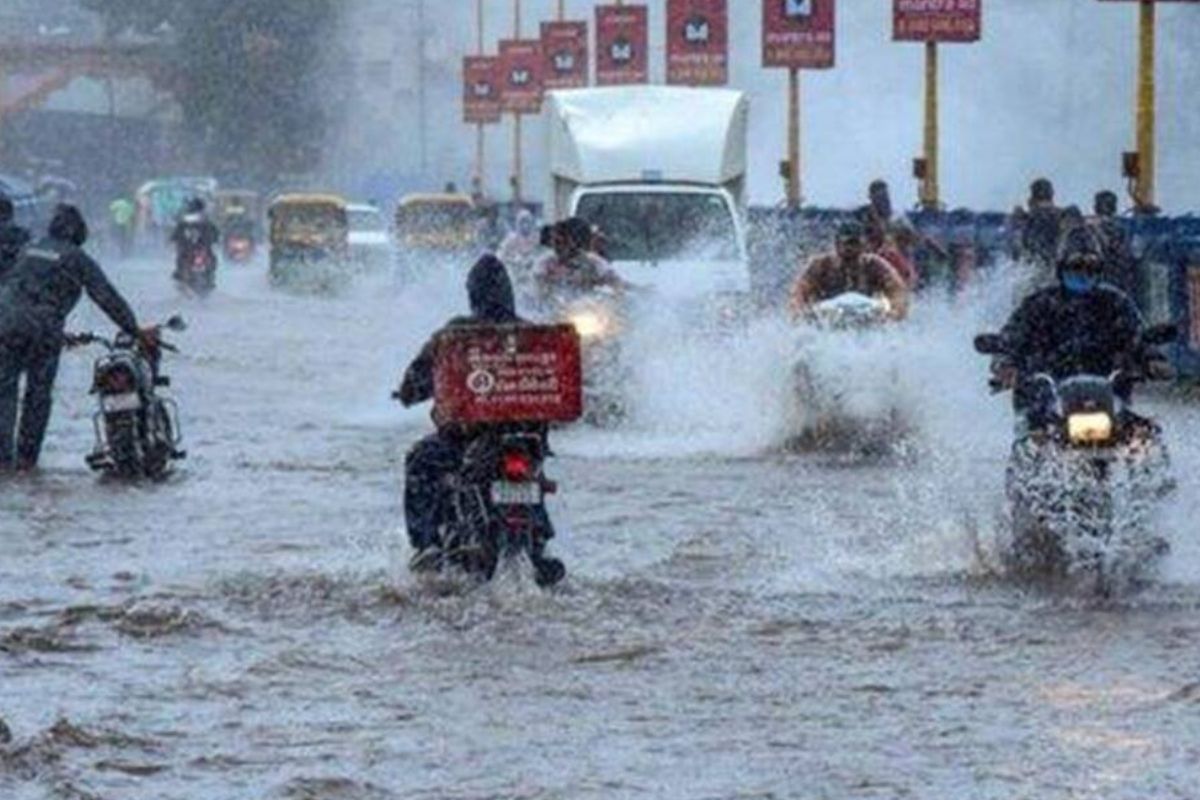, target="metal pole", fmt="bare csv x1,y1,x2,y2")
558,0,566,20
920,41,940,211
1135,0,1156,210
1,58,8,164
786,67,801,209
474,0,485,199
511,0,523,203
417,0,428,176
